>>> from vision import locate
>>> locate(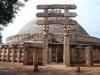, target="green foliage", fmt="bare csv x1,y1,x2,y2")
0,0,28,26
